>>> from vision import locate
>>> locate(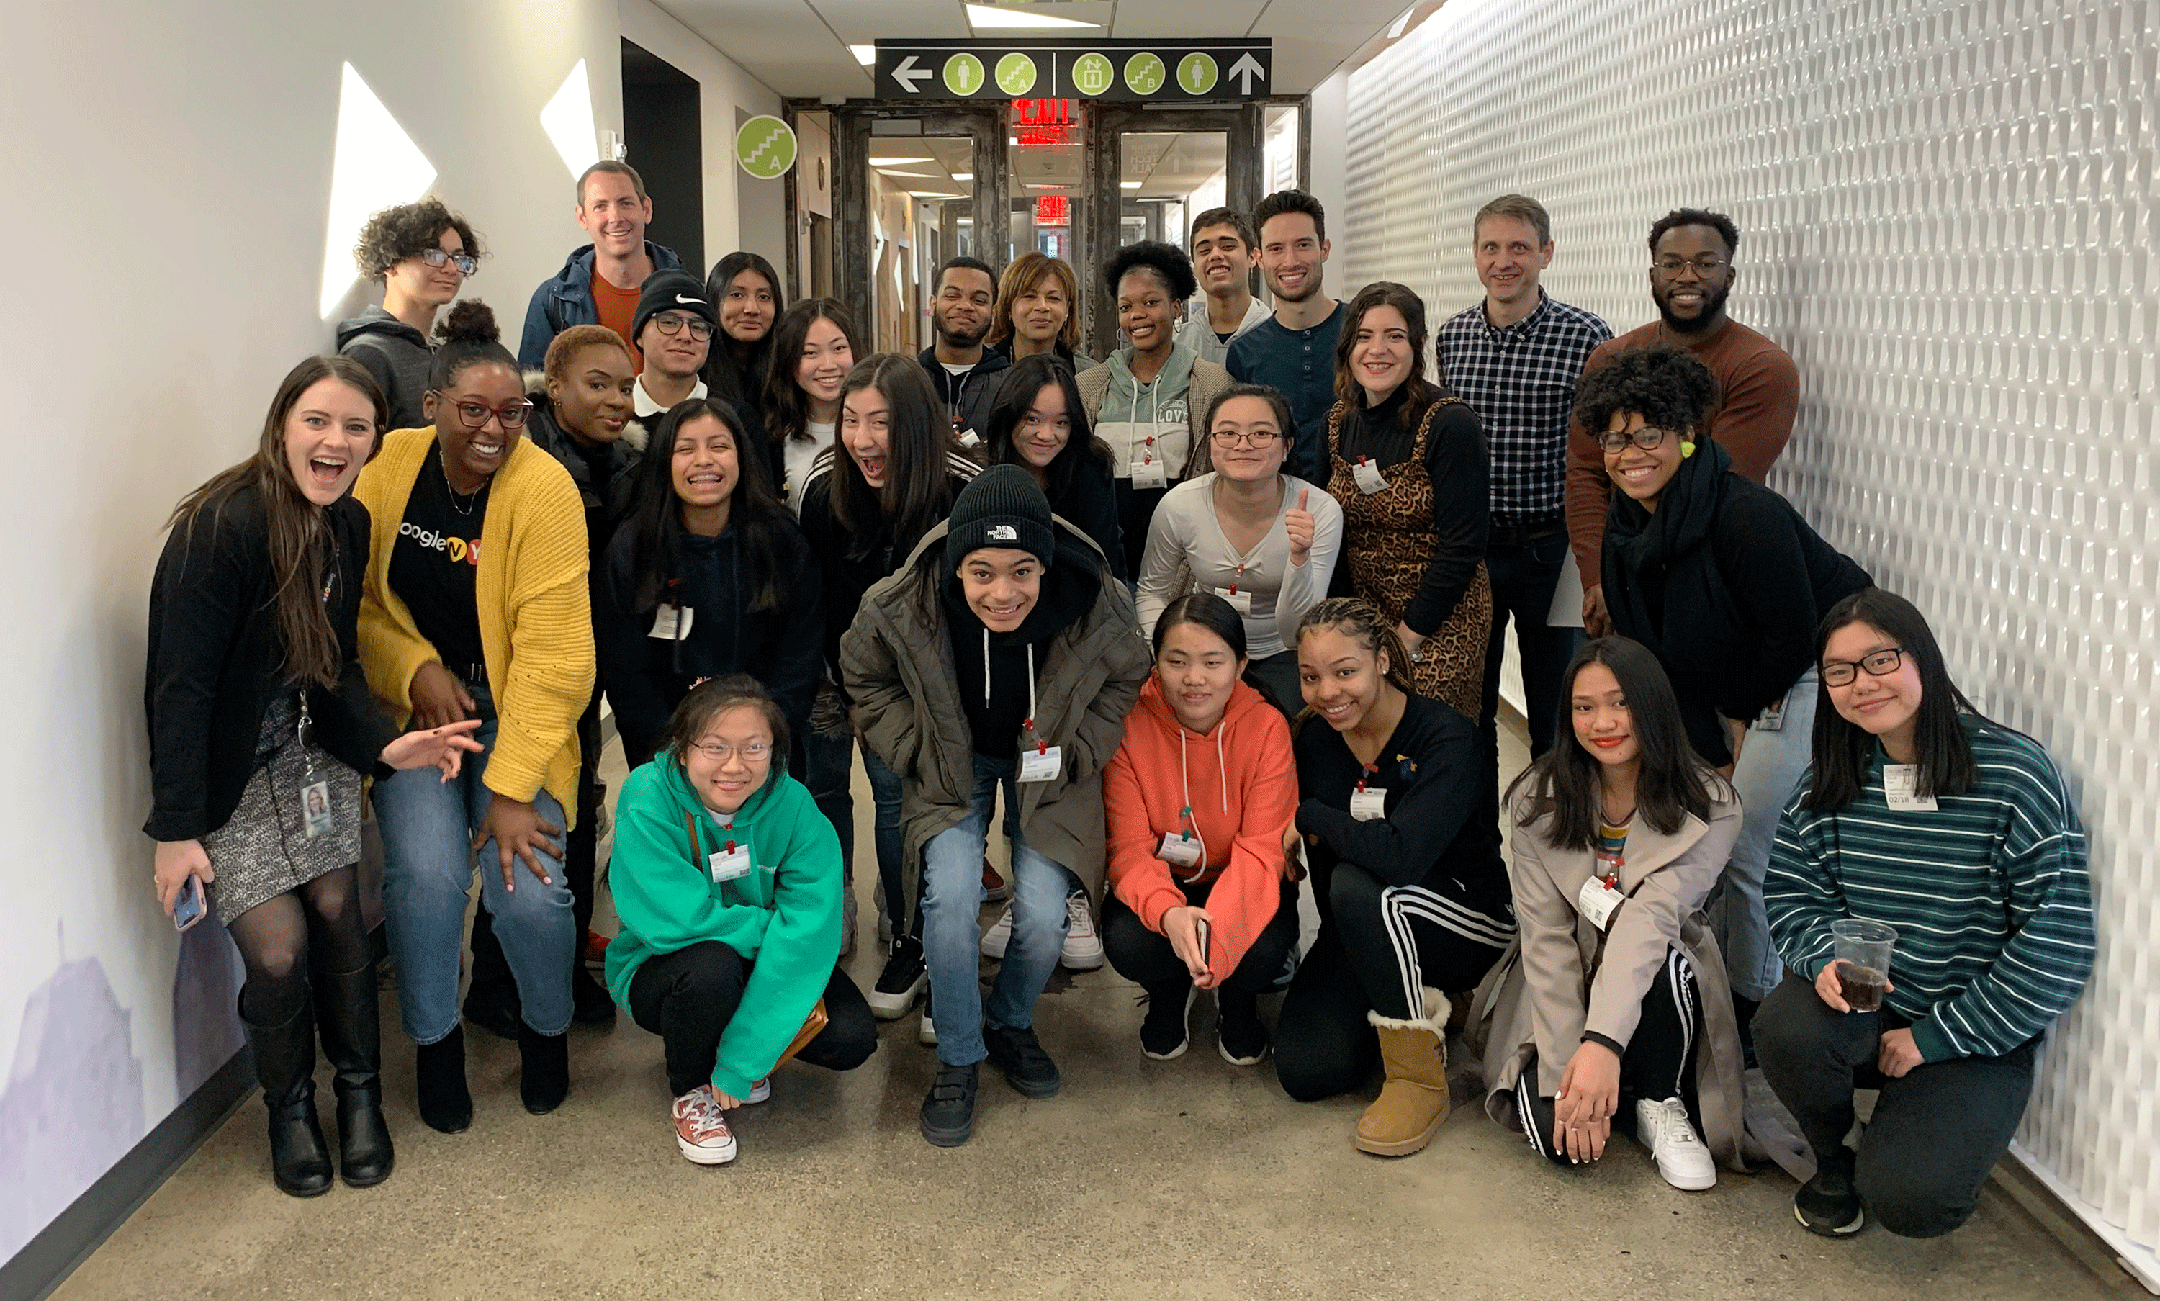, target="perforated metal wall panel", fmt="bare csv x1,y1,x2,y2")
1342,0,2159,1265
